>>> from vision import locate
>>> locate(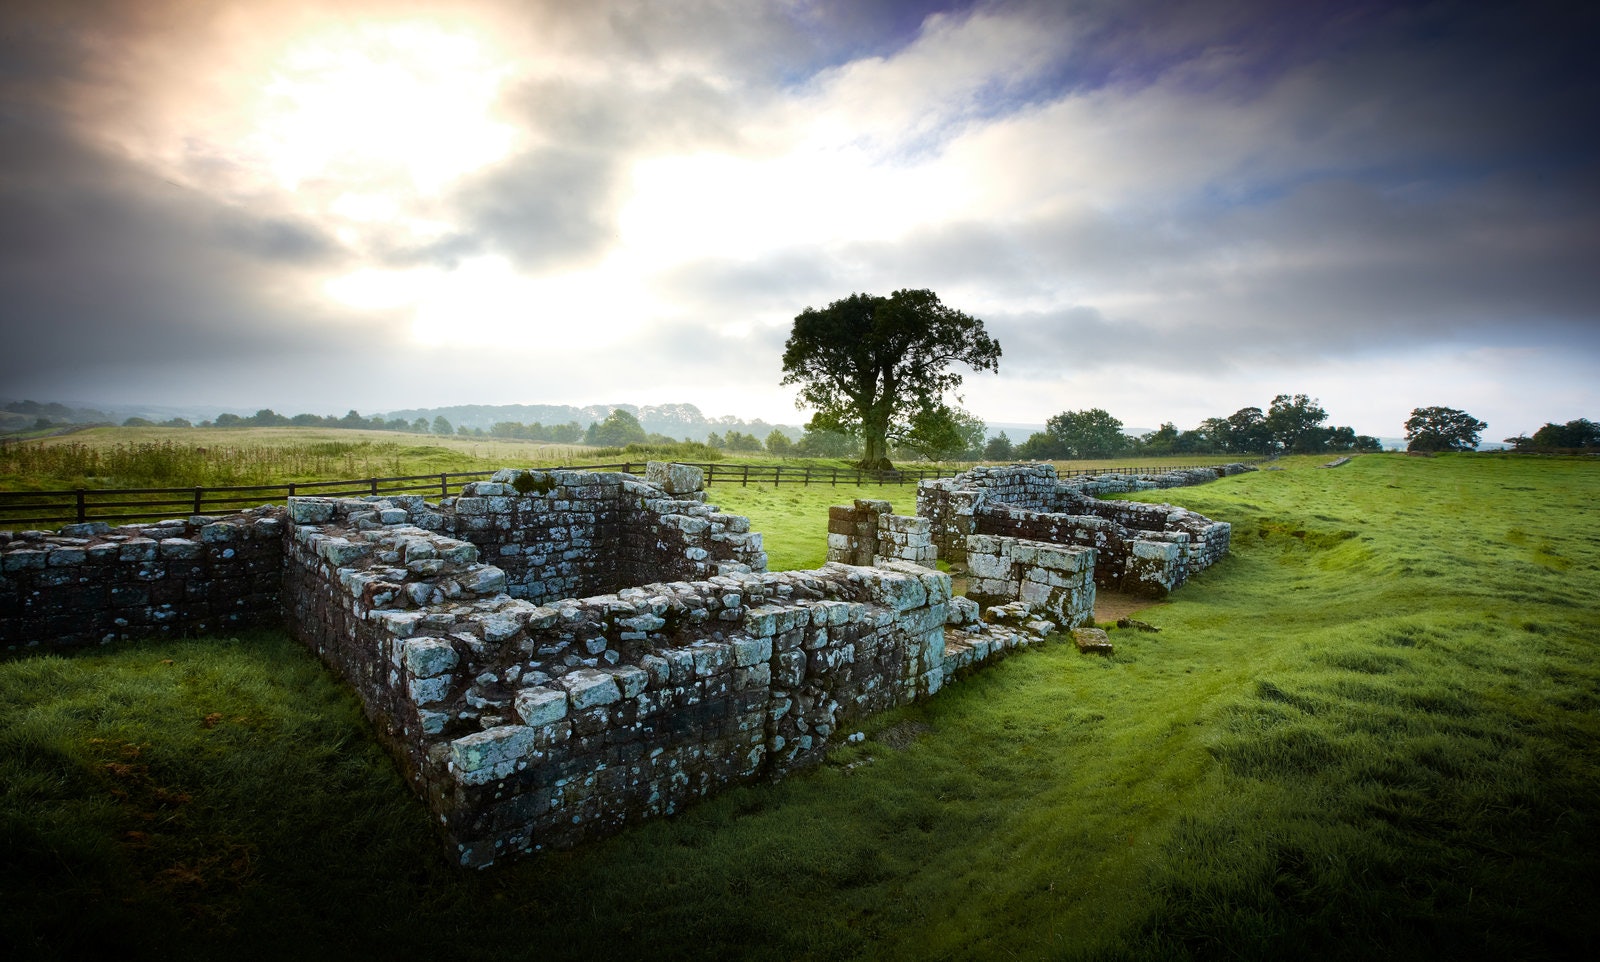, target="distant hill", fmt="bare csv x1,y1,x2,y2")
370,402,804,442
0,397,809,443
